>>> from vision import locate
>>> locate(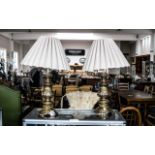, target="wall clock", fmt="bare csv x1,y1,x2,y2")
79,58,86,64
